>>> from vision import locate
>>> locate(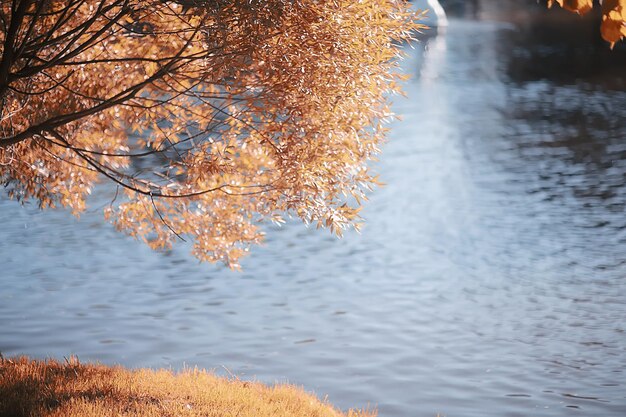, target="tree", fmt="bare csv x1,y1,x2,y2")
548,0,626,47
0,0,422,268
